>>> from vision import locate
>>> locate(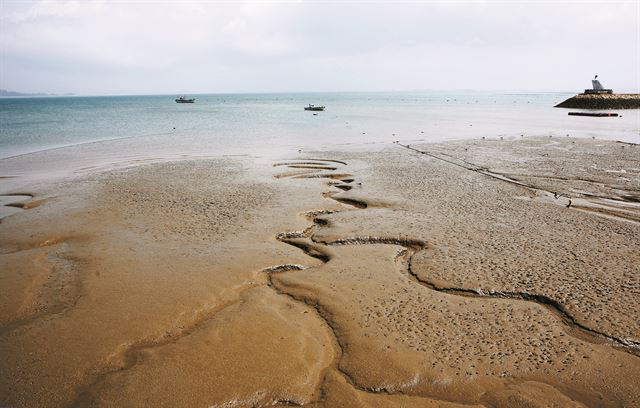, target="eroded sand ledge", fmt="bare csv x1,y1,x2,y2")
0,137,639,407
